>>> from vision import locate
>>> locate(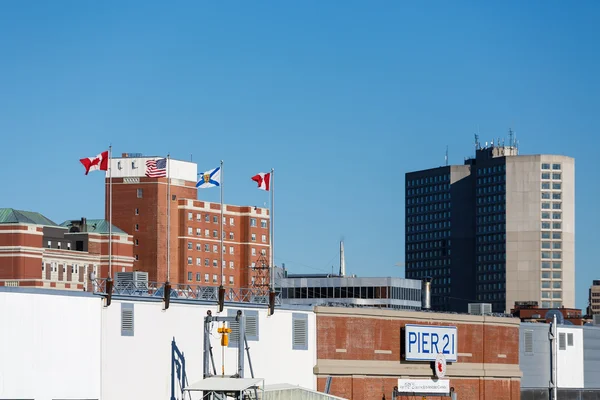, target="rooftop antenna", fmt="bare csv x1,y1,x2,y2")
474,133,480,151
339,239,346,277
445,146,448,166
509,128,514,147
